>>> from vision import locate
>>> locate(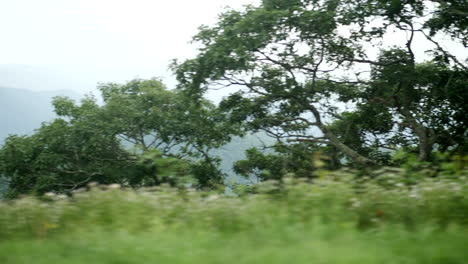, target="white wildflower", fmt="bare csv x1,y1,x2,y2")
206,194,220,202
350,198,361,208
56,194,68,200
87,182,98,187
409,191,420,199
44,192,55,197
108,184,121,190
